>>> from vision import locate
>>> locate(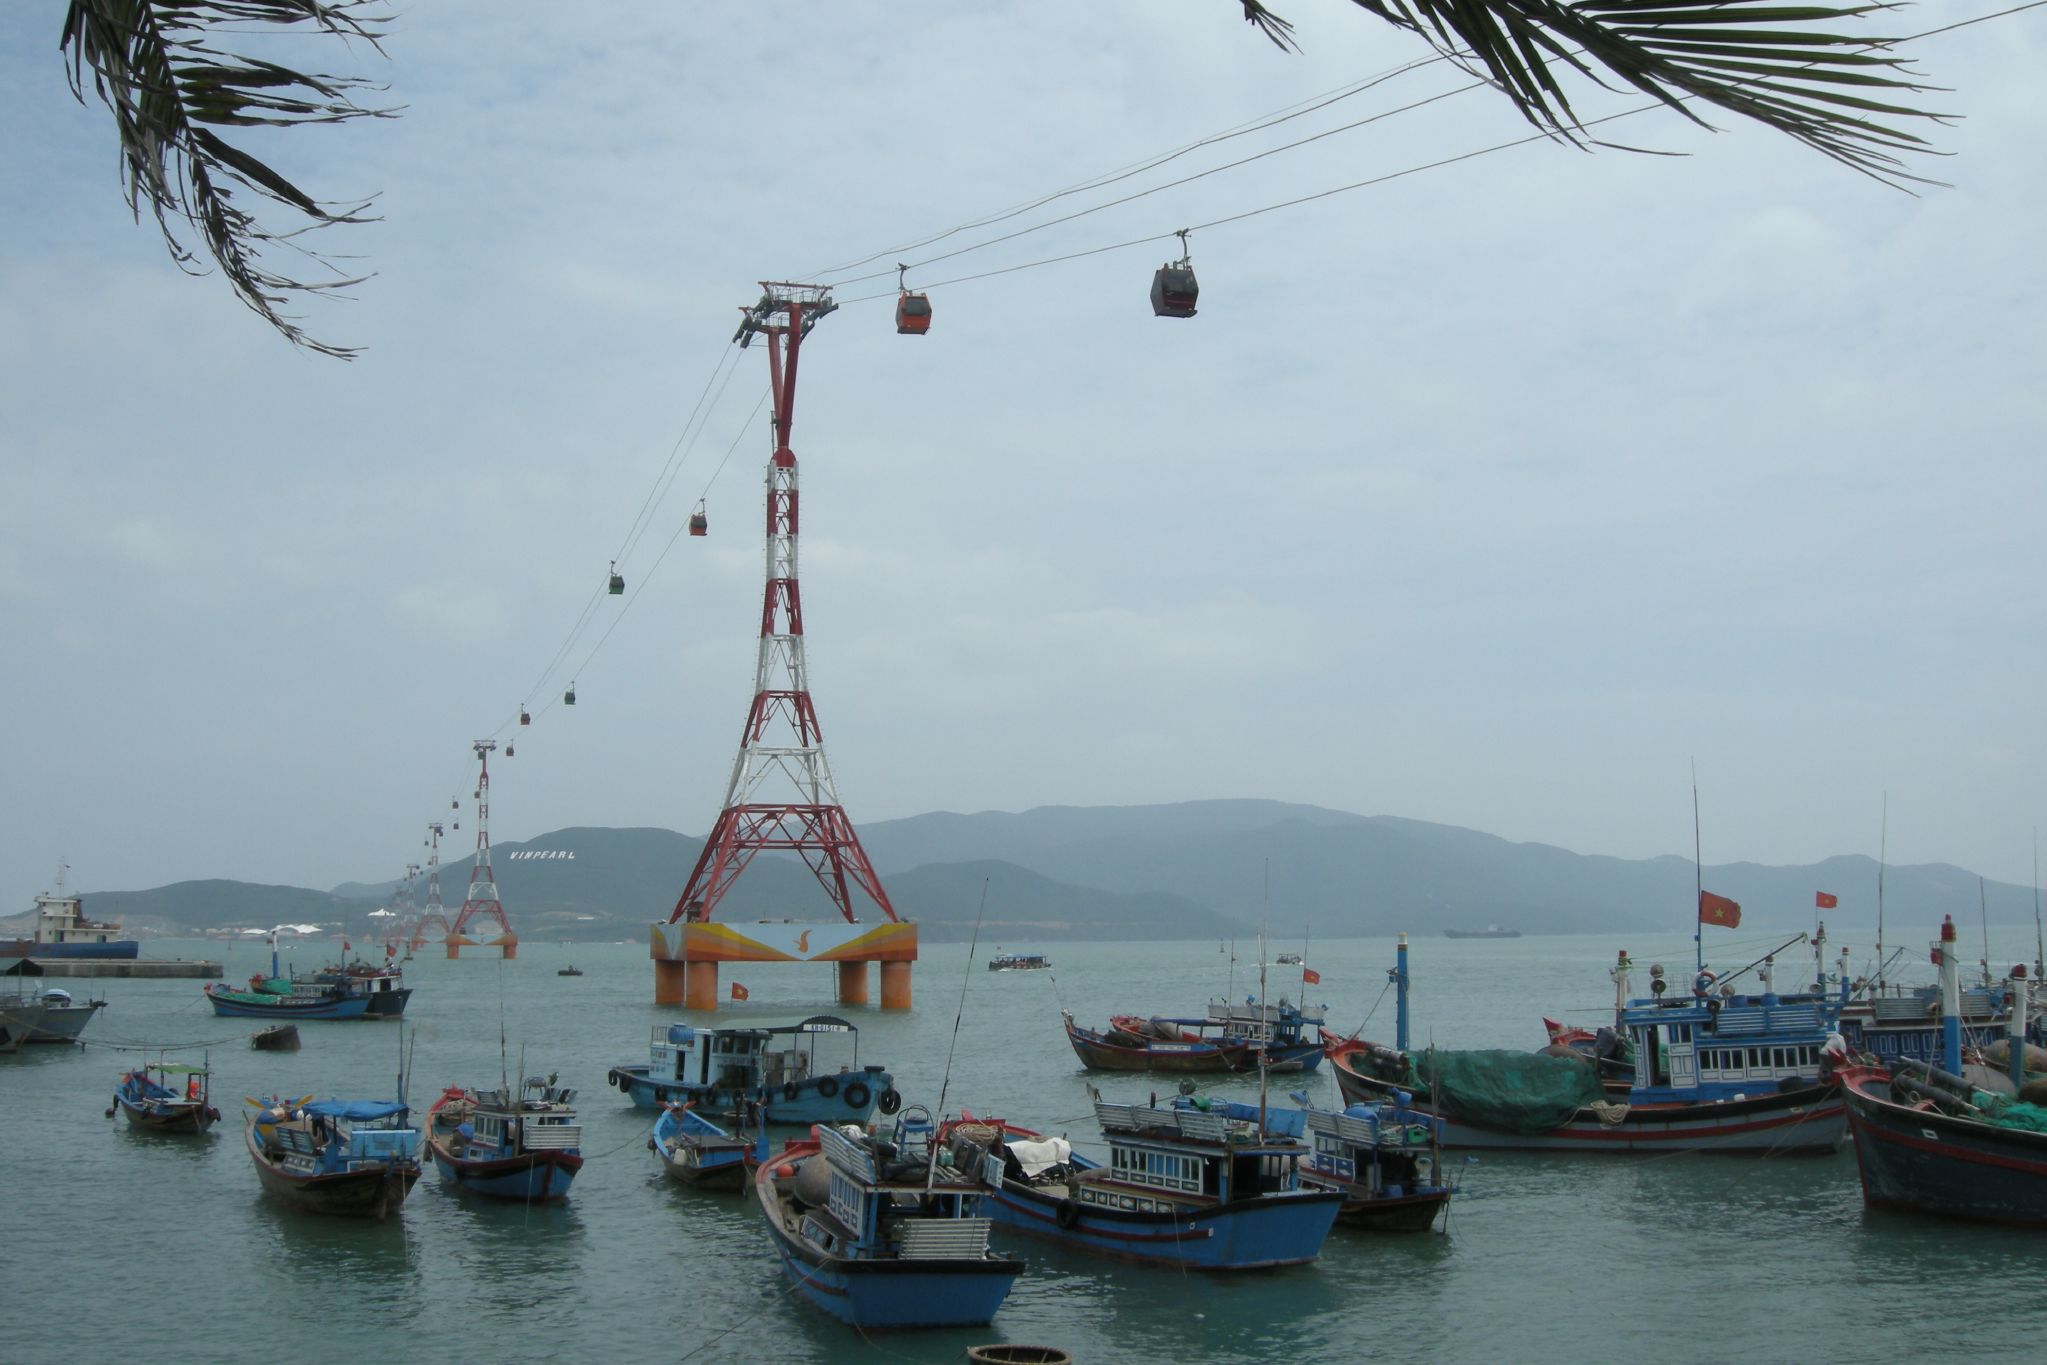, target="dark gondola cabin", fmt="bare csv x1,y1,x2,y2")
896,292,932,335
608,561,624,595
519,708,531,726
1151,263,1198,318
689,501,708,537
564,683,577,706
